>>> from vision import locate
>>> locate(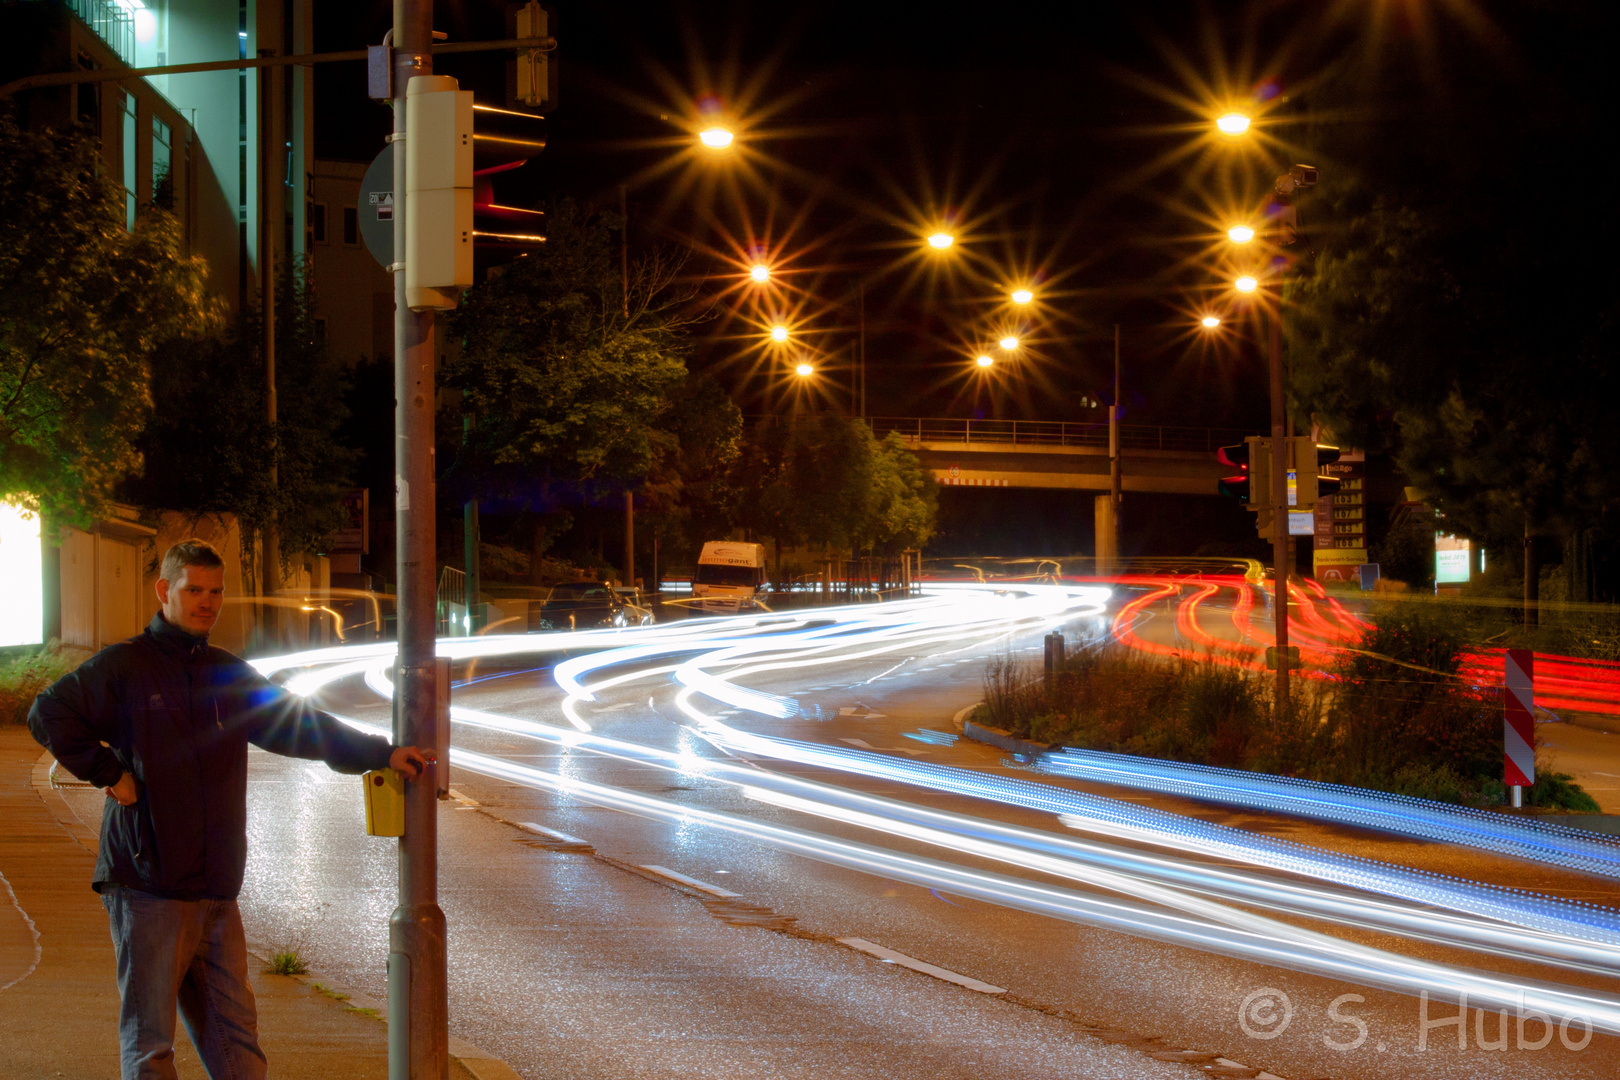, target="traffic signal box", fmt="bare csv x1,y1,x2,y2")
1291,438,1342,508
1218,438,1342,540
